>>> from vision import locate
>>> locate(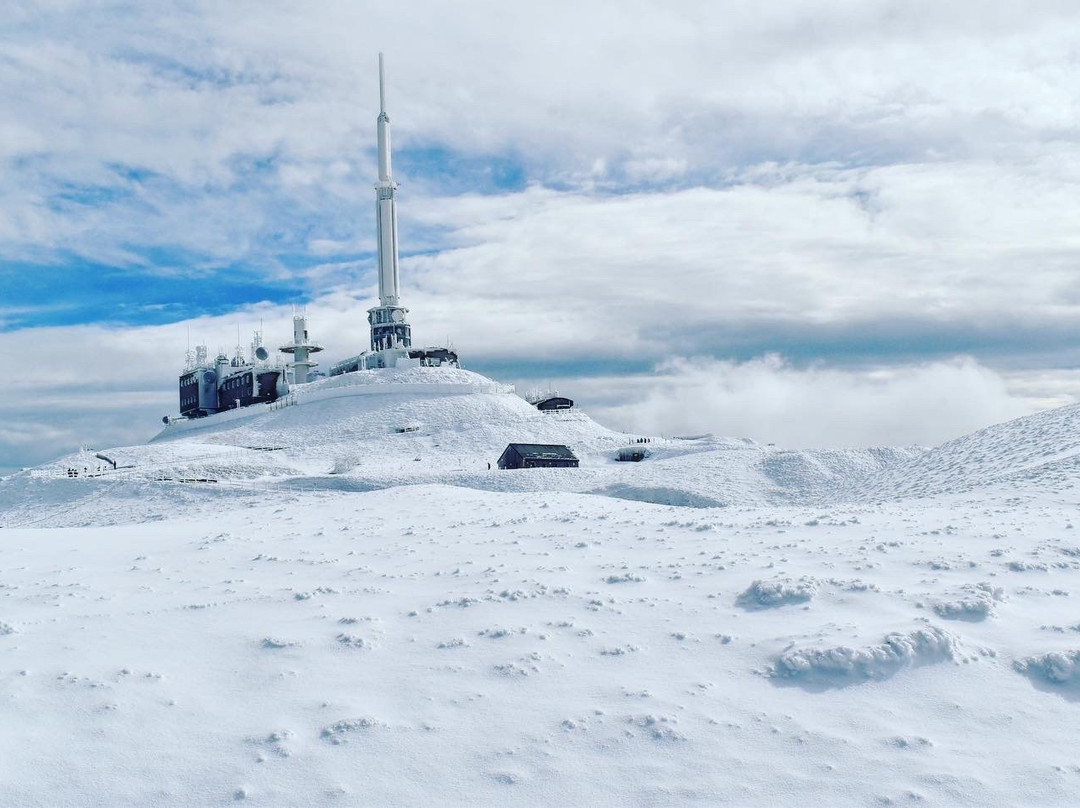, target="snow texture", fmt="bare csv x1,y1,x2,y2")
2,368,1080,805
771,626,961,686
931,583,1005,622
1015,651,1080,689
736,578,817,609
